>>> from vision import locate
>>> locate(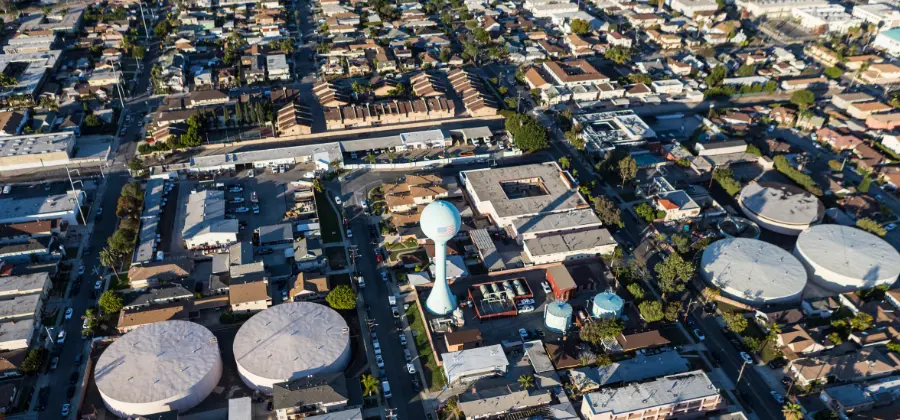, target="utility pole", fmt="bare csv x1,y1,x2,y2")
736,361,748,385
137,2,151,43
